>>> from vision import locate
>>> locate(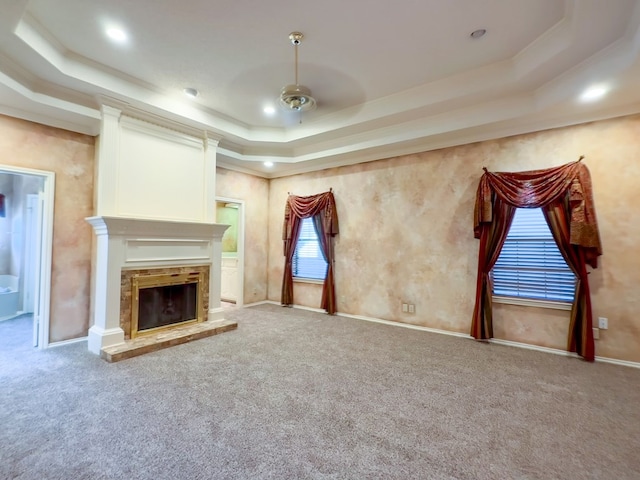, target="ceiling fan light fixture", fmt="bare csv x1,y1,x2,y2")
279,31,316,113
279,84,316,111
